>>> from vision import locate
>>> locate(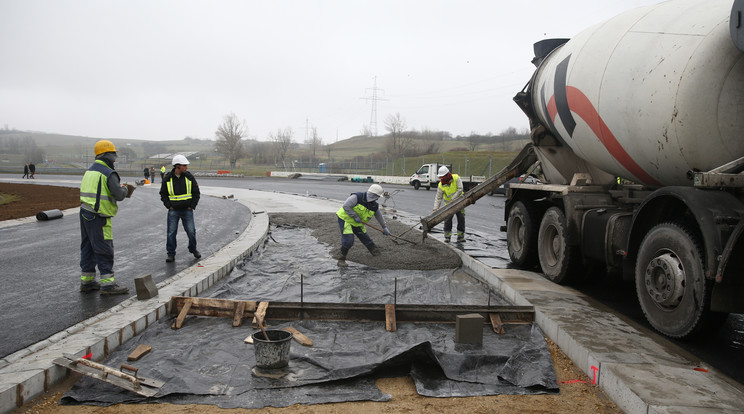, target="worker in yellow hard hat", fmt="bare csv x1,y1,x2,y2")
79,139,131,295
